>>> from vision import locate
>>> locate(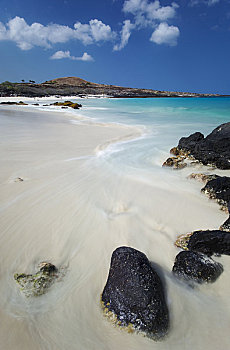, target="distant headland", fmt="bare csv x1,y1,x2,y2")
0,77,225,98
